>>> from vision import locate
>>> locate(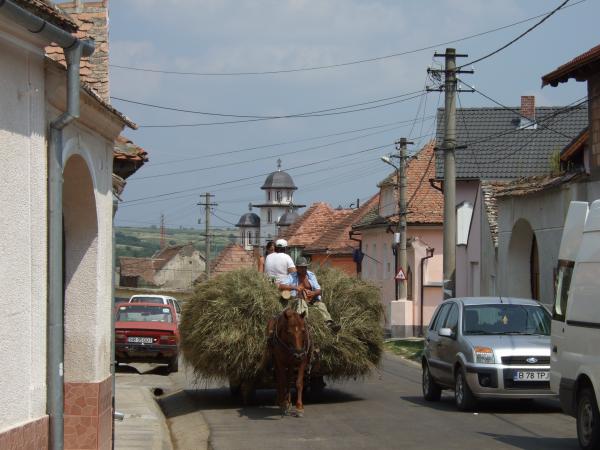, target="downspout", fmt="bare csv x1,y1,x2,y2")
0,4,94,450
419,247,435,336
349,230,362,277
